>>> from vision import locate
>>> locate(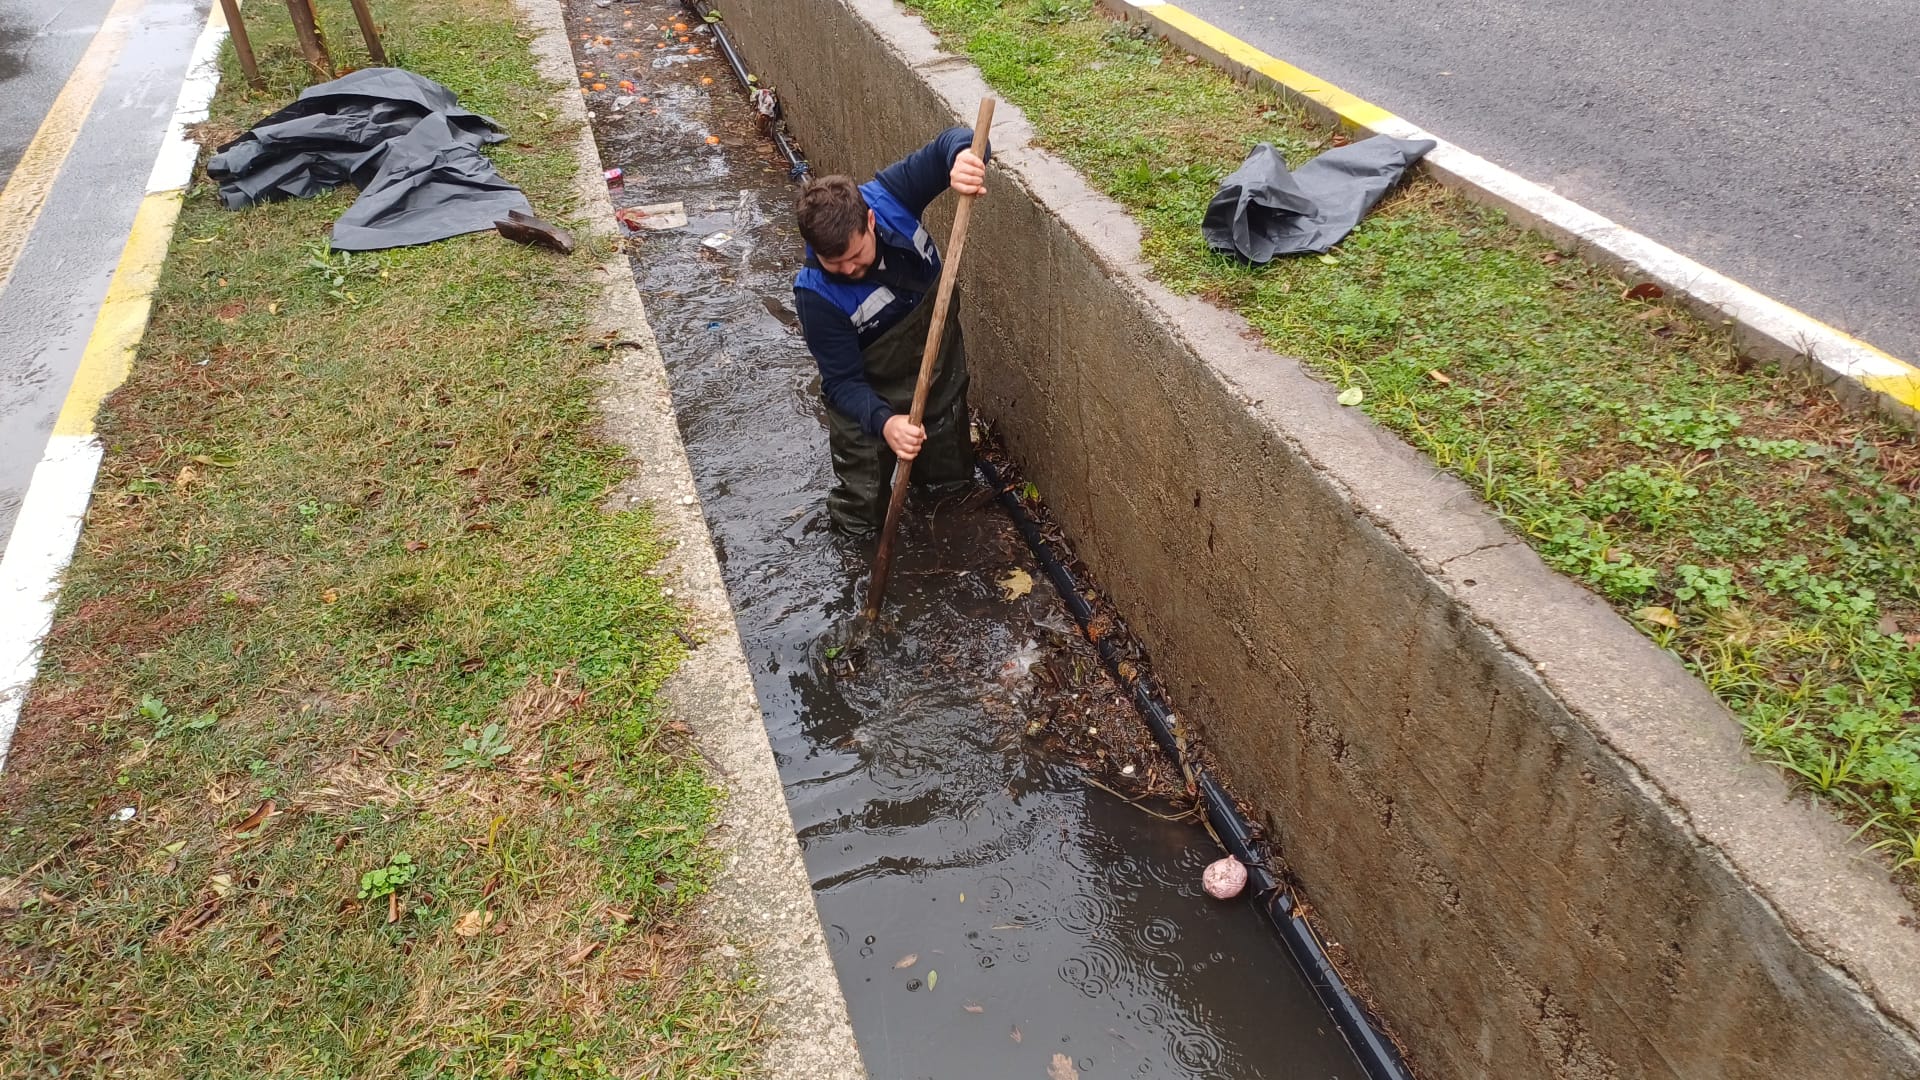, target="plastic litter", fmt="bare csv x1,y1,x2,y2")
614,201,688,231
605,167,624,185
207,68,534,251
1202,854,1248,899
1201,135,1435,263
700,230,733,250
998,639,1043,682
